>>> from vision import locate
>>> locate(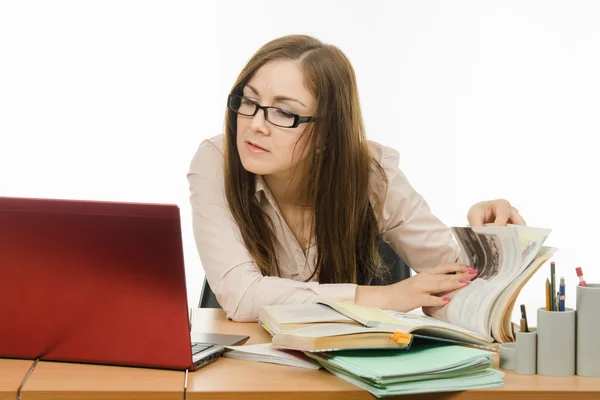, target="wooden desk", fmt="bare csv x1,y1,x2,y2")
0,359,35,400
188,308,600,400
2,308,599,399
19,360,184,400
